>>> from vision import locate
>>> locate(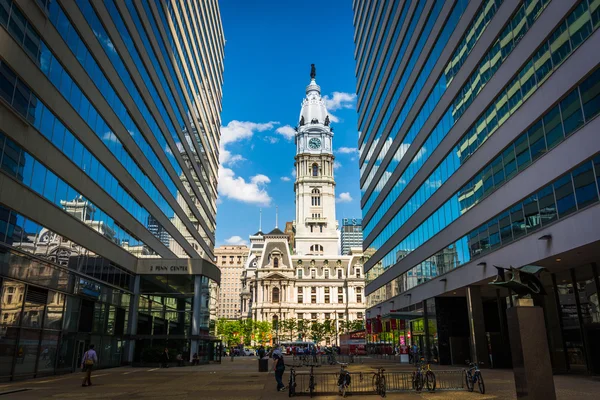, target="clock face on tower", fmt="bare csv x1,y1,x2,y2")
308,137,321,150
